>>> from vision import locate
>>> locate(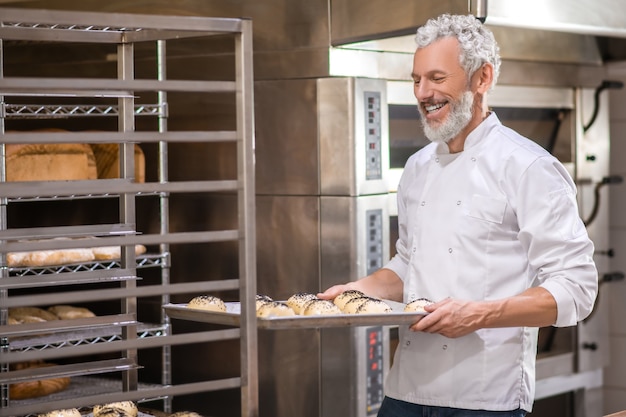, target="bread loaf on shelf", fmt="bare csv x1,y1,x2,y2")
6,129,146,183
90,143,146,183
92,244,147,261
48,305,96,320
9,361,71,400
7,247,95,268
9,306,58,323
7,237,147,268
6,129,97,182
